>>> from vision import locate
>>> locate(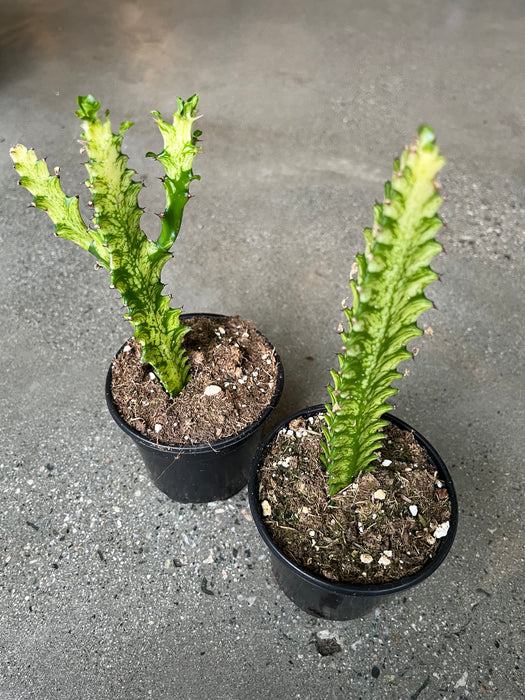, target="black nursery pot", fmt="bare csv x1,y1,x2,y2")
106,313,284,504
248,405,458,620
